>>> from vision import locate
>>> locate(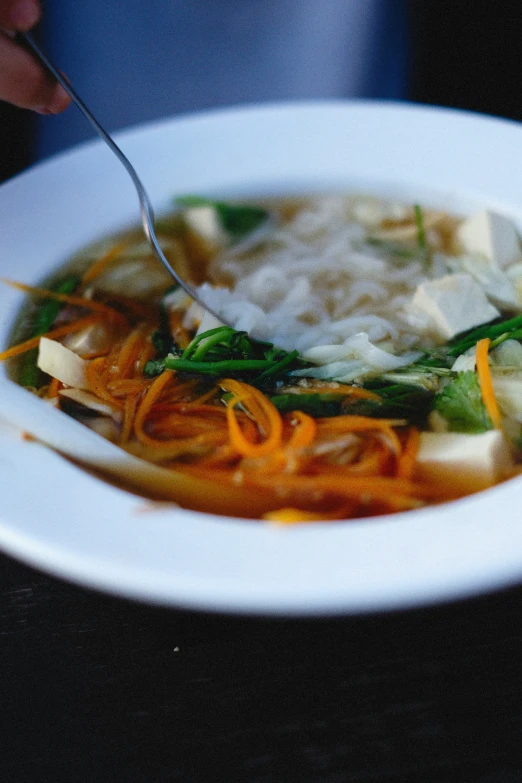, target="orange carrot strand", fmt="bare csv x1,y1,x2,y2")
0,314,102,361
476,337,501,429
80,242,128,285
1,279,128,329
396,427,421,479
